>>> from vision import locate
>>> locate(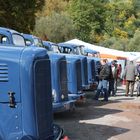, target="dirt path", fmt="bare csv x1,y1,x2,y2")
54,87,140,140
